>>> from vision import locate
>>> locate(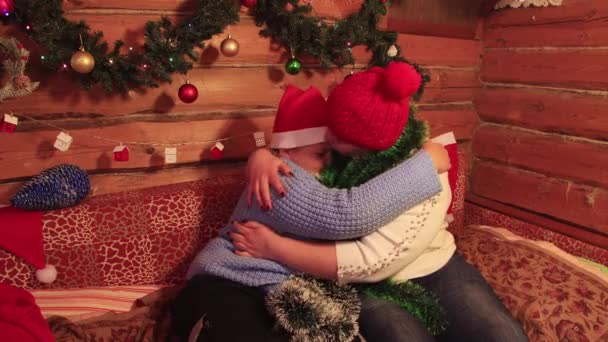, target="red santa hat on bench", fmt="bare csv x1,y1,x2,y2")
430,132,459,223
0,283,54,342
270,85,328,149
0,206,57,284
